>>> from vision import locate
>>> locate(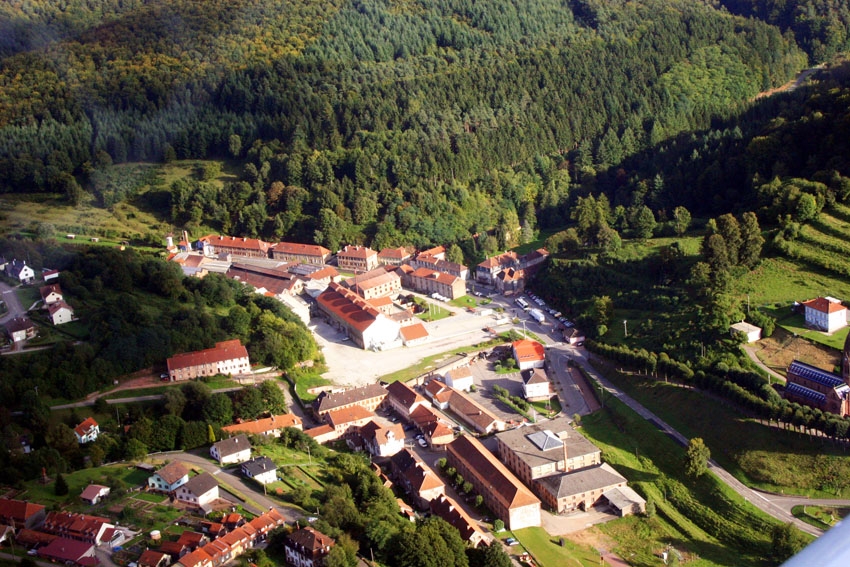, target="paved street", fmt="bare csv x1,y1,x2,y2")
0,280,24,324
